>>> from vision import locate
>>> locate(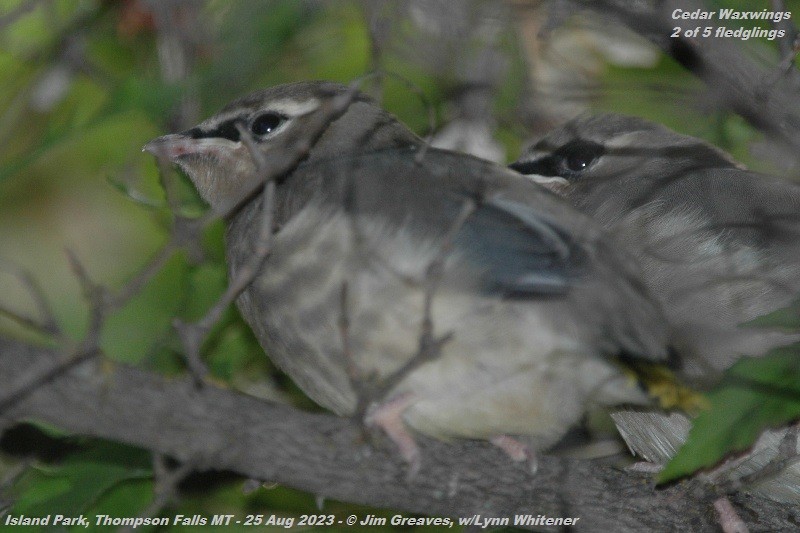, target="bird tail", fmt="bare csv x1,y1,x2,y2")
612,410,800,505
